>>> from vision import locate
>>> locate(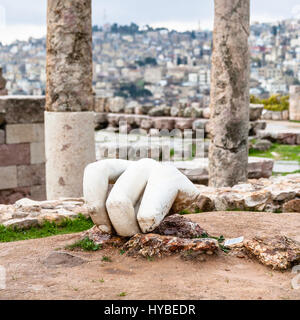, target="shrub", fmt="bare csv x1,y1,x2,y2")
250,94,289,112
